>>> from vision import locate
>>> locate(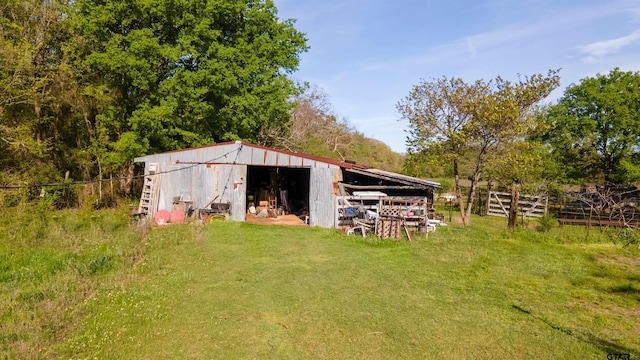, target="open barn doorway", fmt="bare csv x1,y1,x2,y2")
246,166,311,217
